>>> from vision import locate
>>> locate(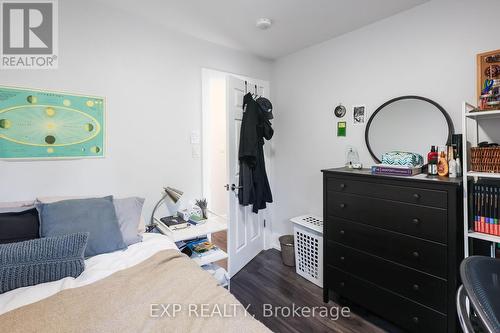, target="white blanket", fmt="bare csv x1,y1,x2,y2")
0,233,178,315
